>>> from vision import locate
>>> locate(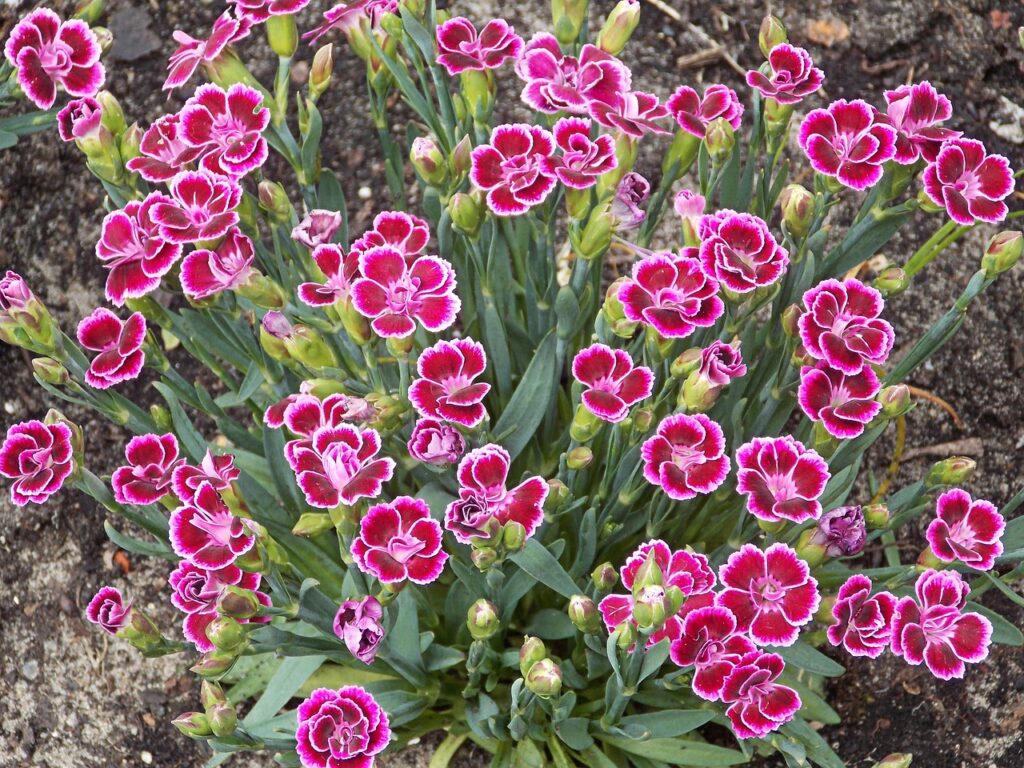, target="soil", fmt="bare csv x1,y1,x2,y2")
1,1,1023,767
